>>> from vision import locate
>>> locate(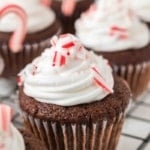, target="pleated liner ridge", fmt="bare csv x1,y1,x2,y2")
23,111,125,150
0,38,50,77
114,62,150,99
